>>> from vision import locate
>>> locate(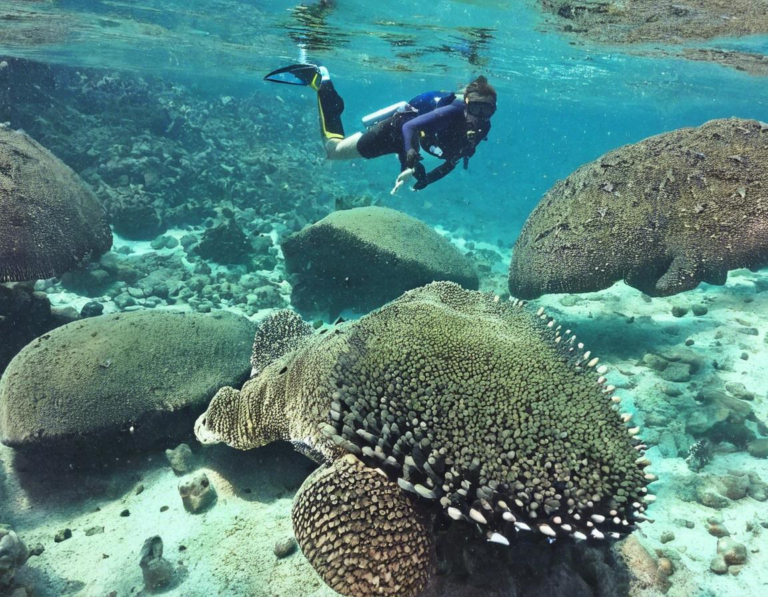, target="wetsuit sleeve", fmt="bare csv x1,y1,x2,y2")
413,159,458,190
401,104,464,157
